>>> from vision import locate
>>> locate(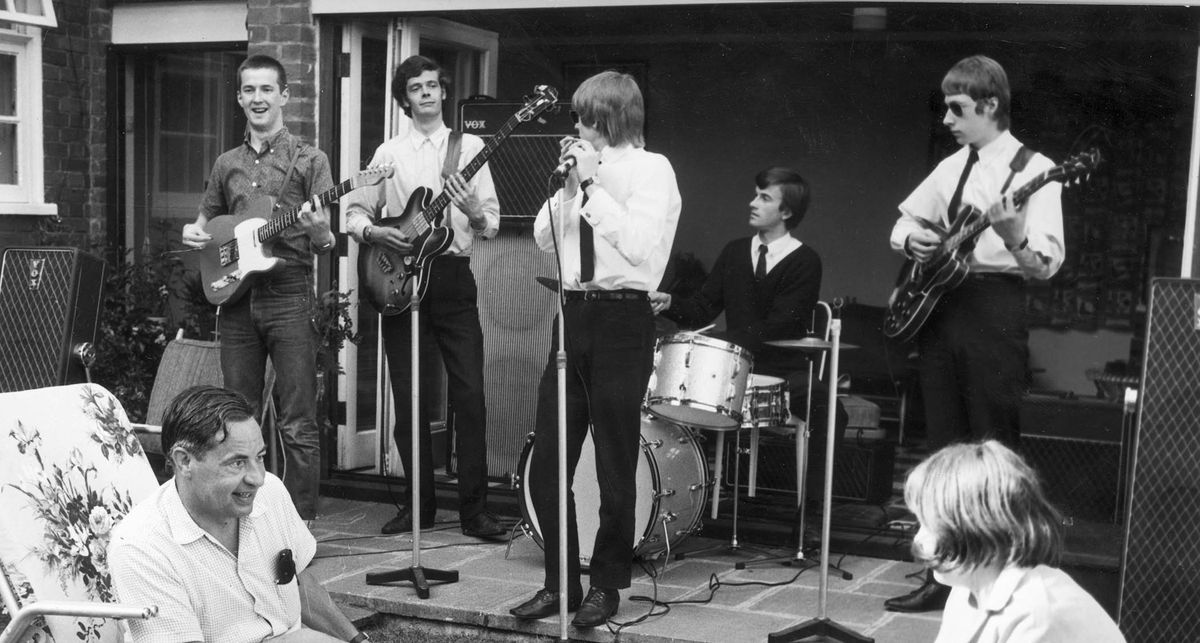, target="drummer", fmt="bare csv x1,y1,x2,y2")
649,166,847,494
